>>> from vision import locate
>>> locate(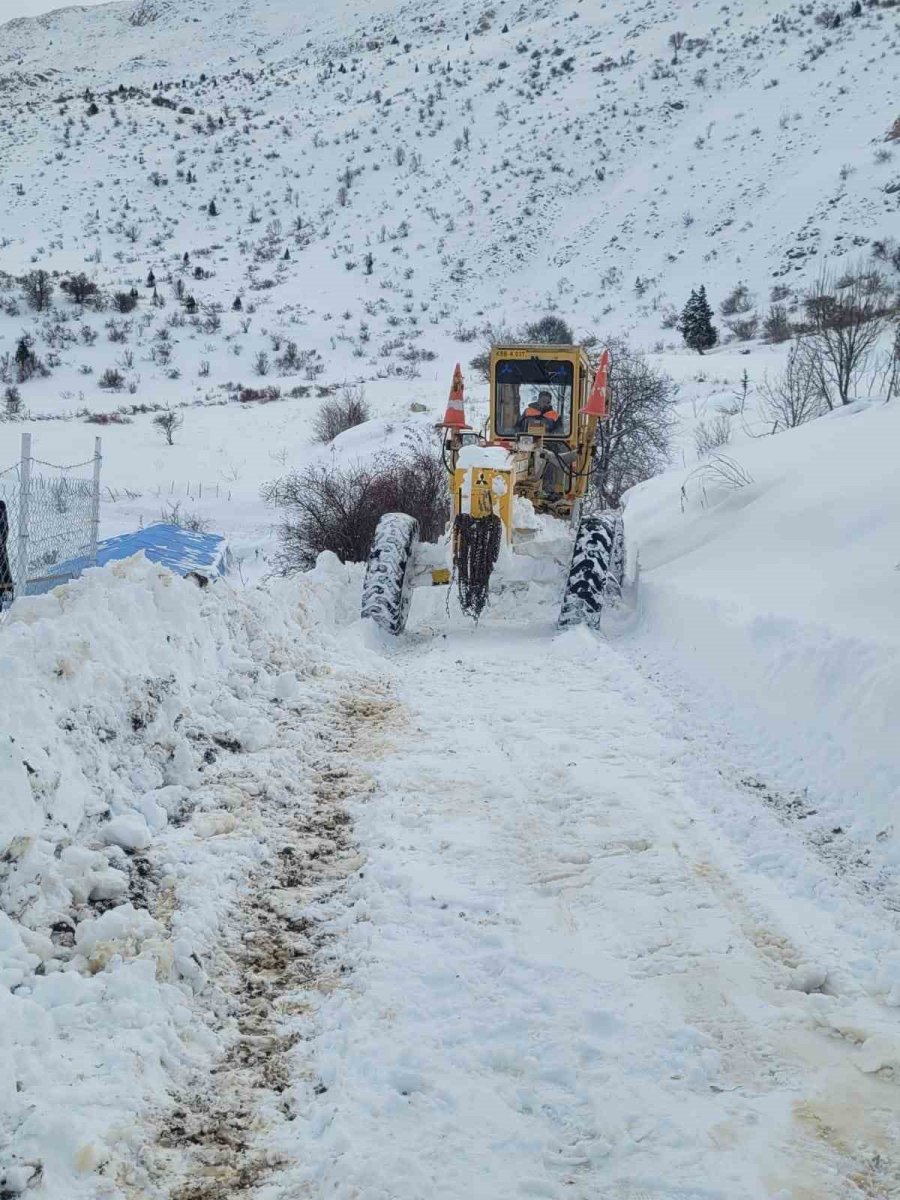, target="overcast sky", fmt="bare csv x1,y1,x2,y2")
3,0,114,21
